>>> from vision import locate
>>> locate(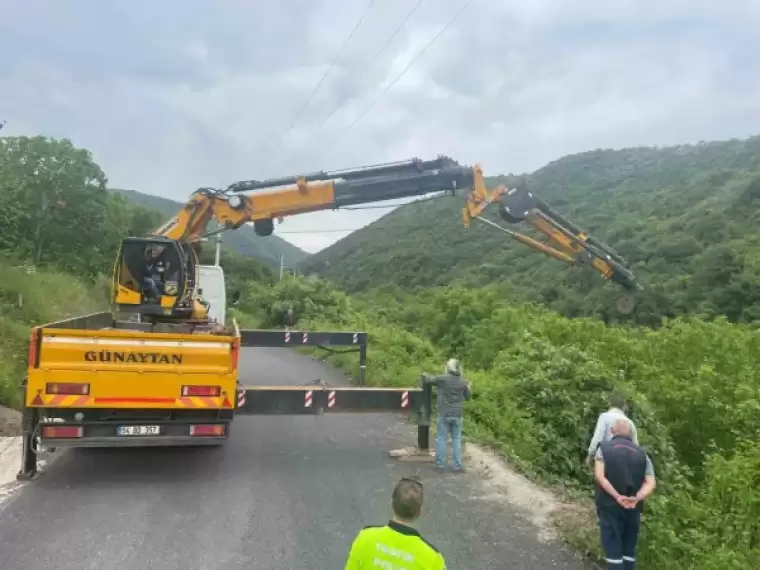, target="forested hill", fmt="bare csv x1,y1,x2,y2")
112,188,308,268
300,135,760,326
